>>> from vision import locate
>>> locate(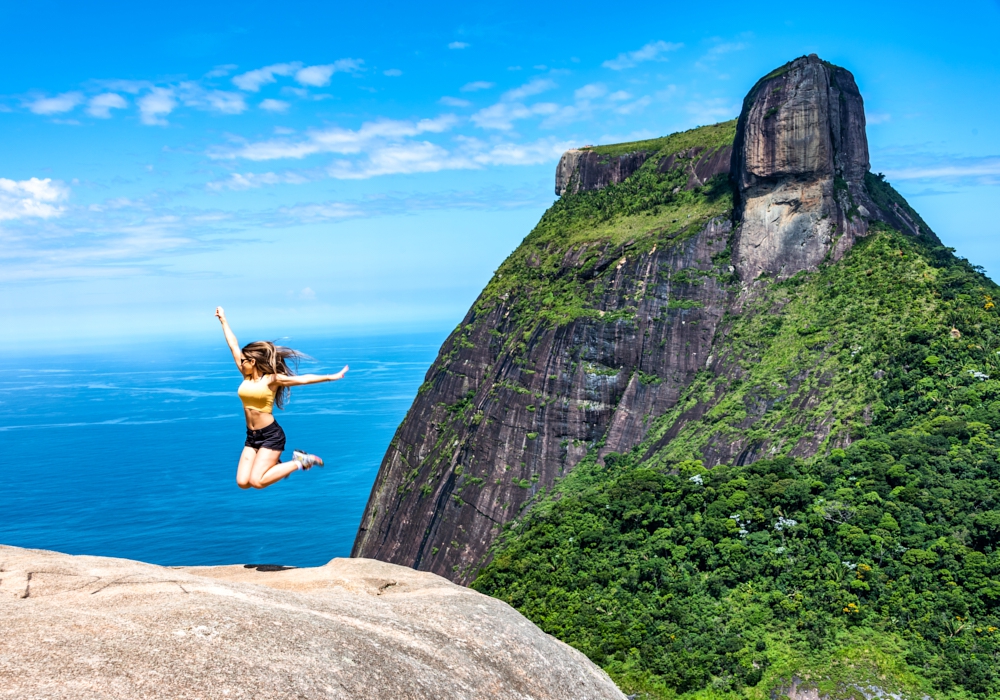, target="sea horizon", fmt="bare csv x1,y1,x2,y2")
0,329,447,568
